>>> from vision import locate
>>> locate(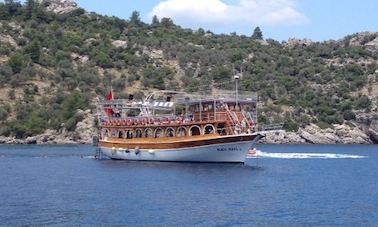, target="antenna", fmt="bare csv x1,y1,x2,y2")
233,64,241,109
234,74,240,109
